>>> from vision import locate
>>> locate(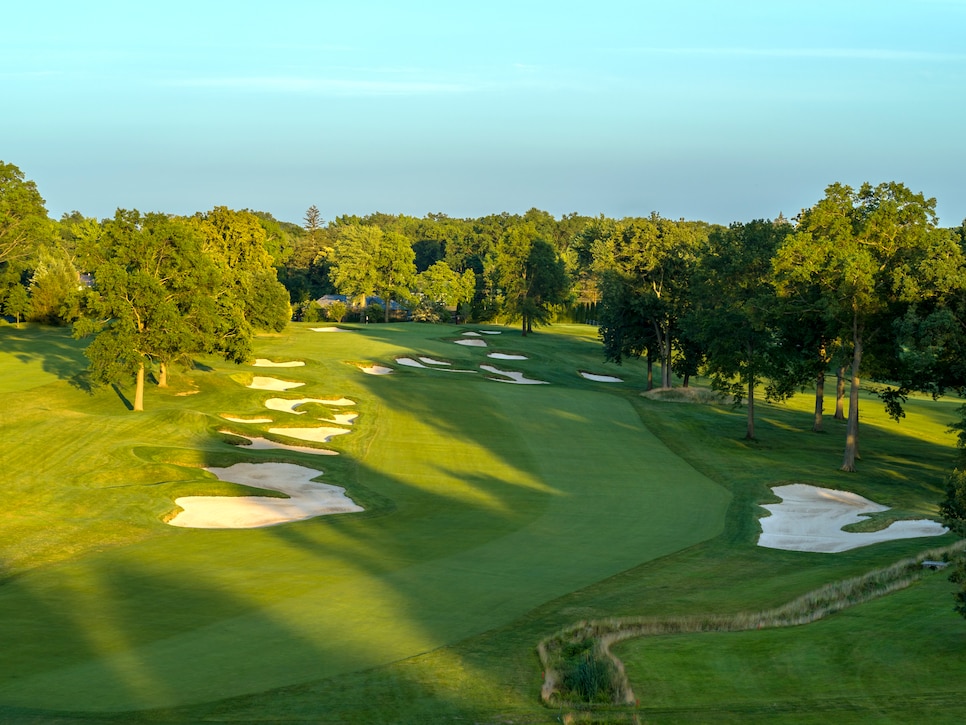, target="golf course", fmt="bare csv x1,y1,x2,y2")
1,321,964,723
